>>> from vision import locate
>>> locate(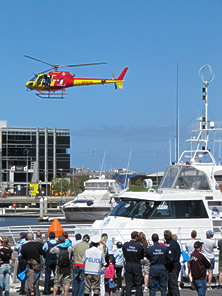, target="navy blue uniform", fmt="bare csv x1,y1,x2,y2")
123,240,144,296
166,240,181,296
146,243,168,296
